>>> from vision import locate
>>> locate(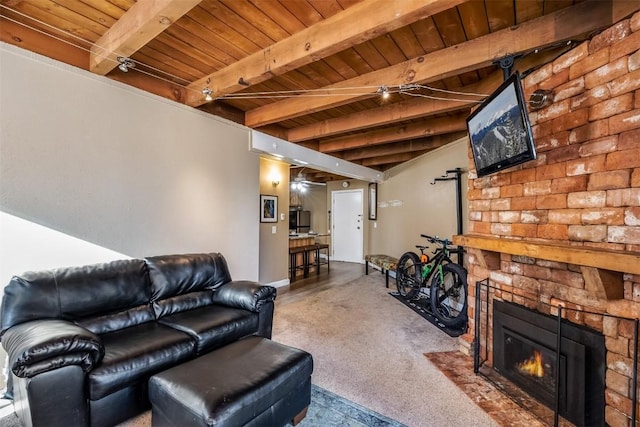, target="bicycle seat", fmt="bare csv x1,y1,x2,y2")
415,245,428,251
